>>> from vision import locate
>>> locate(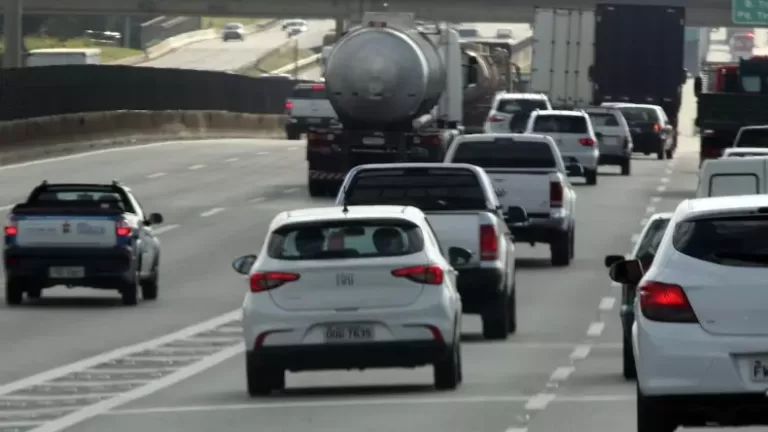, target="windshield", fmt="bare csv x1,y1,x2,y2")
223,23,242,30
532,115,588,133
673,215,768,267
587,112,620,127
736,128,768,147
618,107,659,124
27,187,132,212
451,139,556,169
496,99,548,114
345,168,488,211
